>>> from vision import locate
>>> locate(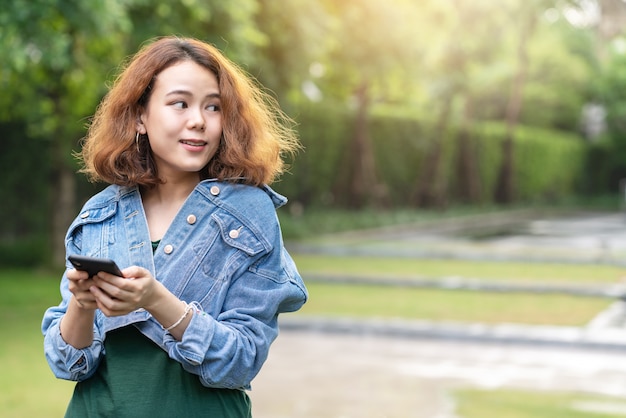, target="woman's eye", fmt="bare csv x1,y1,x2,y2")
207,104,220,112
172,101,187,109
